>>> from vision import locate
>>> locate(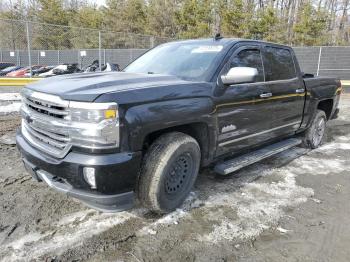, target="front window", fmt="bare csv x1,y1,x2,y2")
230,49,265,82
124,42,226,81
